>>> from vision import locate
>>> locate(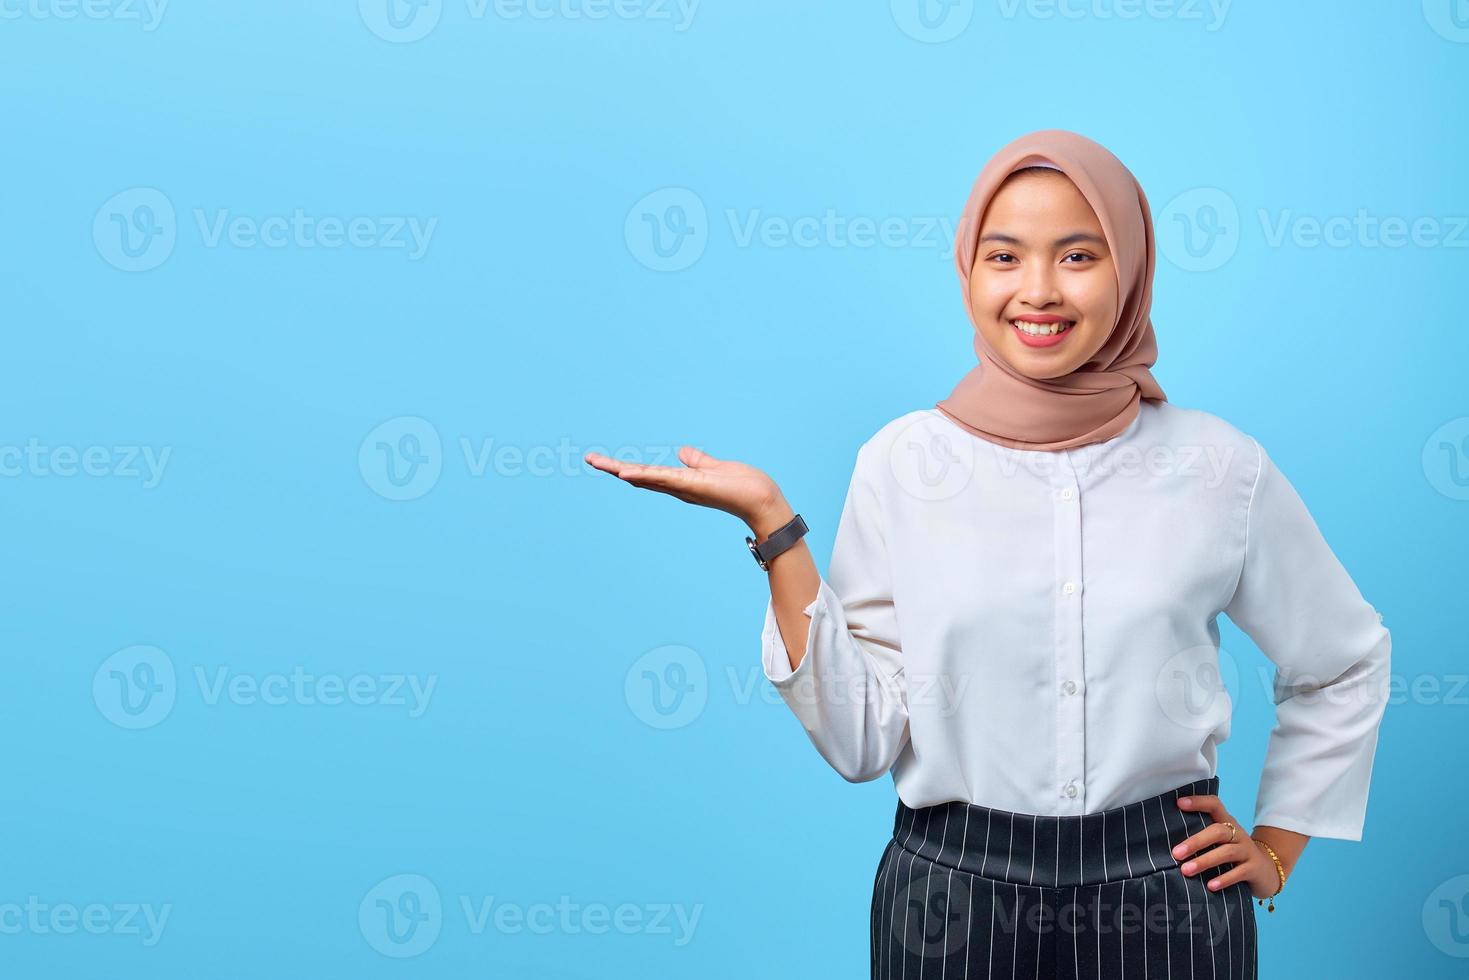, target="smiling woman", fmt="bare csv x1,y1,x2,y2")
970,168,1118,367
587,128,1392,980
